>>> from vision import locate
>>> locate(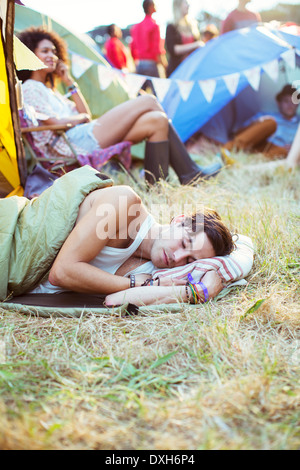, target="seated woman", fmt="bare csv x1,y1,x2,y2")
28,176,234,305
17,26,221,185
